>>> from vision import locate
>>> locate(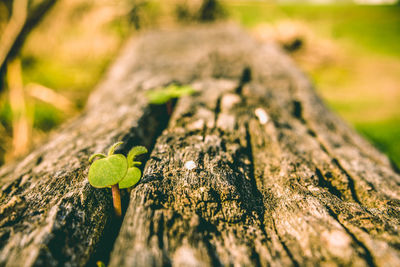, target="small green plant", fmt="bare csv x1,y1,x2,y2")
88,142,147,217
146,84,195,114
